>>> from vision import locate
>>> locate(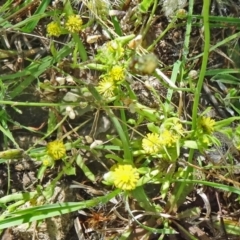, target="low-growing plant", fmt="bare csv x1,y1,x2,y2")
1,0,240,238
